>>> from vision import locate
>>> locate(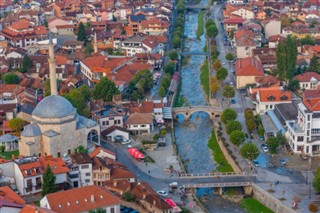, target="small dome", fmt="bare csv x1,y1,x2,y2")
32,95,76,118
21,123,41,137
